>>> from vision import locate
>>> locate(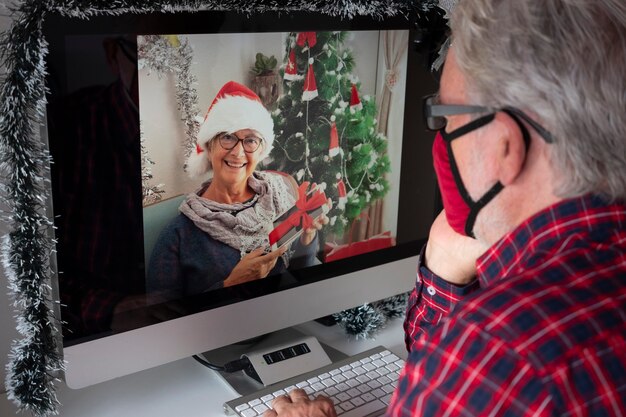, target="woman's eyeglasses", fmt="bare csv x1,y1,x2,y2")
422,94,554,143
217,133,263,153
